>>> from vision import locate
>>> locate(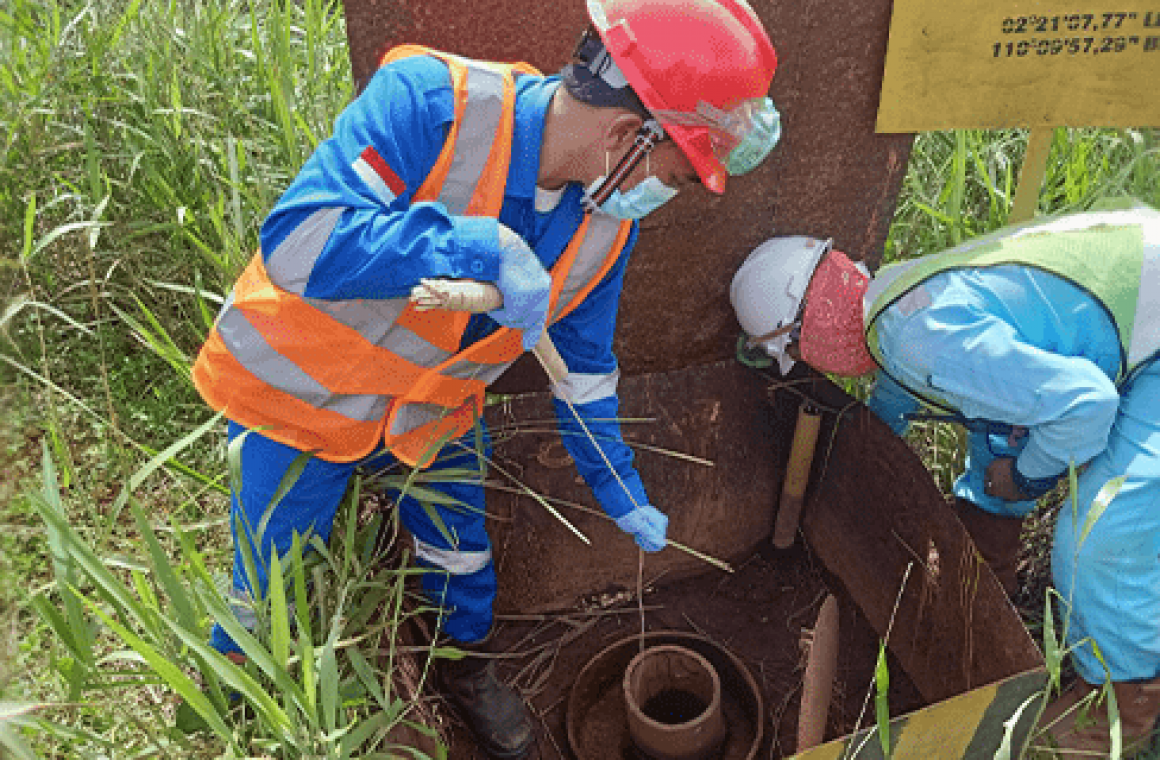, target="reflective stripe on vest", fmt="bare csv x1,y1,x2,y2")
193,47,632,466
864,208,1160,400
